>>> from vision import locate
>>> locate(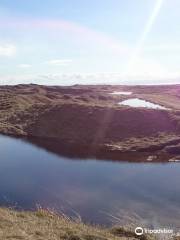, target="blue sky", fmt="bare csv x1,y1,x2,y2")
0,0,180,85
